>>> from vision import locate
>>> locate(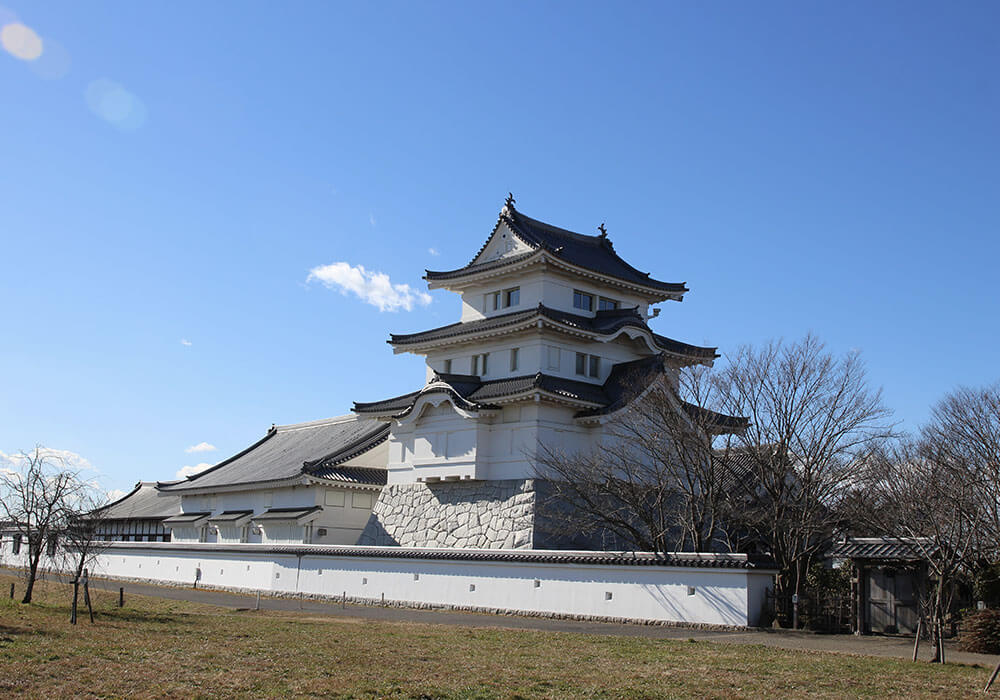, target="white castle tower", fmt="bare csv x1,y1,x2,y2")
355,196,733,549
